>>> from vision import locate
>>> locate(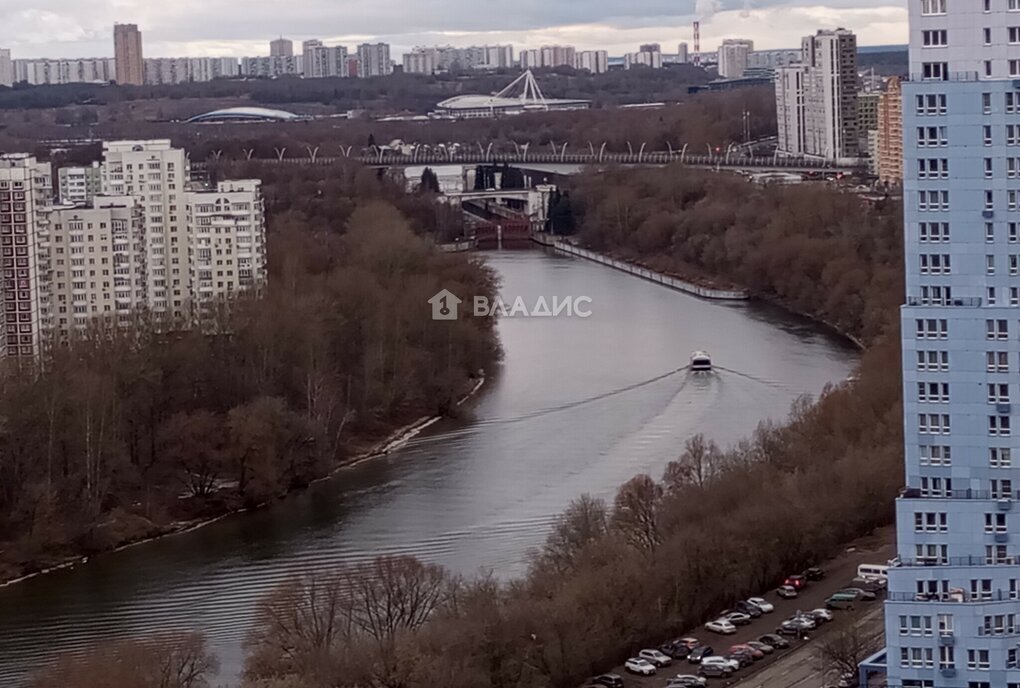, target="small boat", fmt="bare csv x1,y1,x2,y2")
690,350,712,372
